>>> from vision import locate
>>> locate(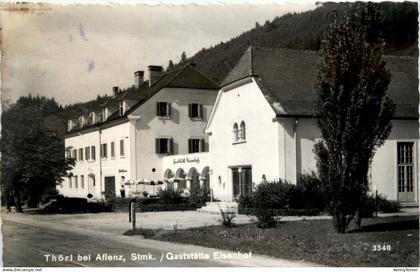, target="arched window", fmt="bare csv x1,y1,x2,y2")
239,121,246,140
233,123,239,142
